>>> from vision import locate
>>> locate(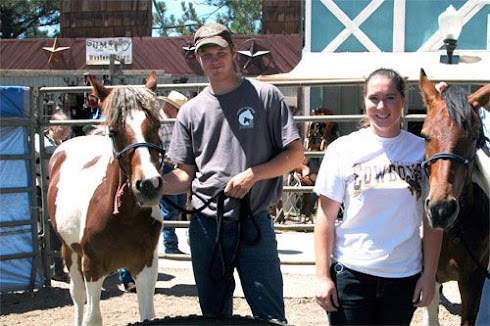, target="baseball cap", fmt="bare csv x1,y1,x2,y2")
194,23,233,52
158,91,188,109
